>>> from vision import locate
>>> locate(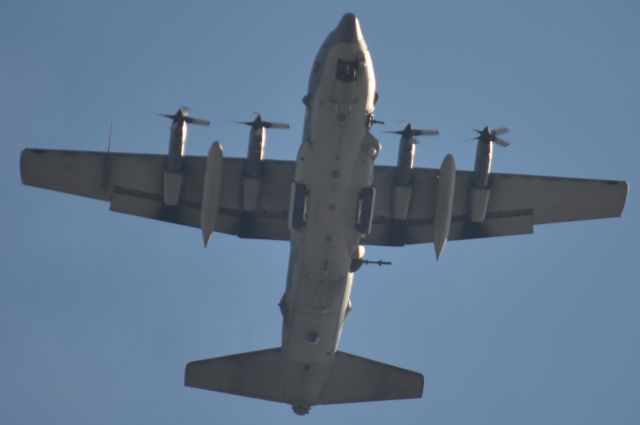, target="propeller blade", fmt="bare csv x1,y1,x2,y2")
236,116,289,129
385,124,440,137
185,117,210,126
493,137,510,147
413,129,439,136
264,122,290,129
158,109,210,126
492,127,509,136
